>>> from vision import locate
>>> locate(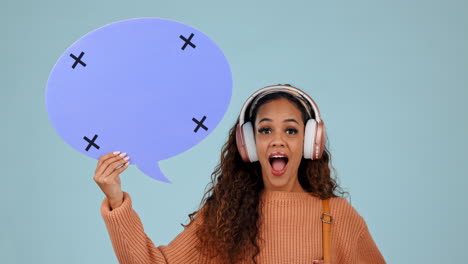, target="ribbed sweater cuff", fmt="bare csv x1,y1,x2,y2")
101,191,133,222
